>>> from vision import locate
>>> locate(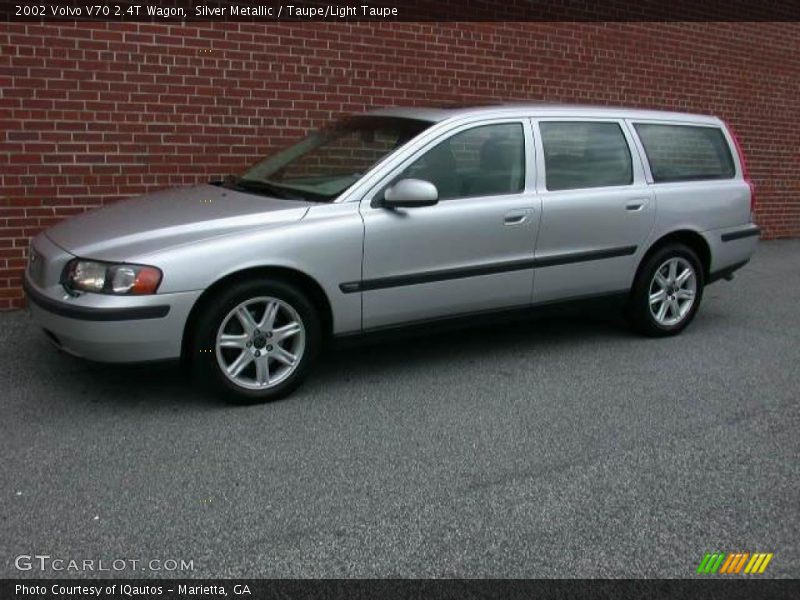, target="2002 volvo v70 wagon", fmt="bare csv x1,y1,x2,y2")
24,104,760,403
